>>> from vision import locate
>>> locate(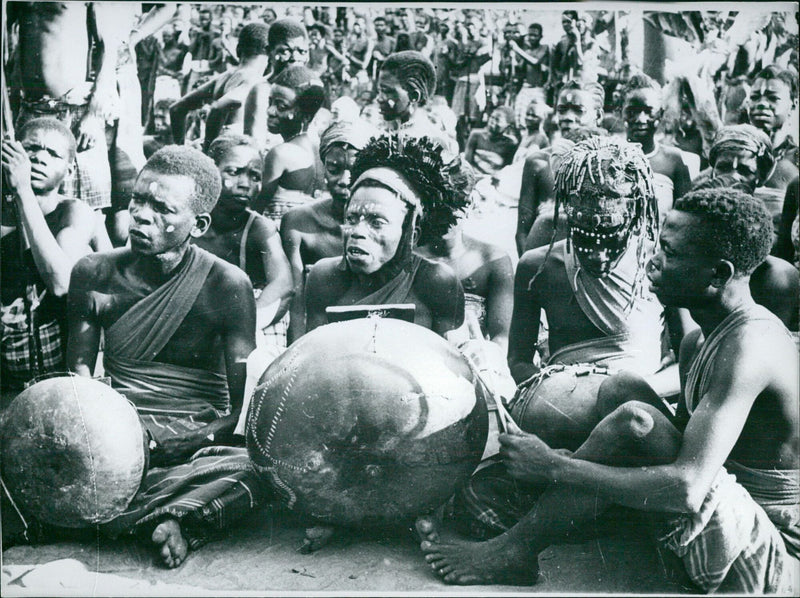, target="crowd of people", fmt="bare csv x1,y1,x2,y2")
2,2,799,594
